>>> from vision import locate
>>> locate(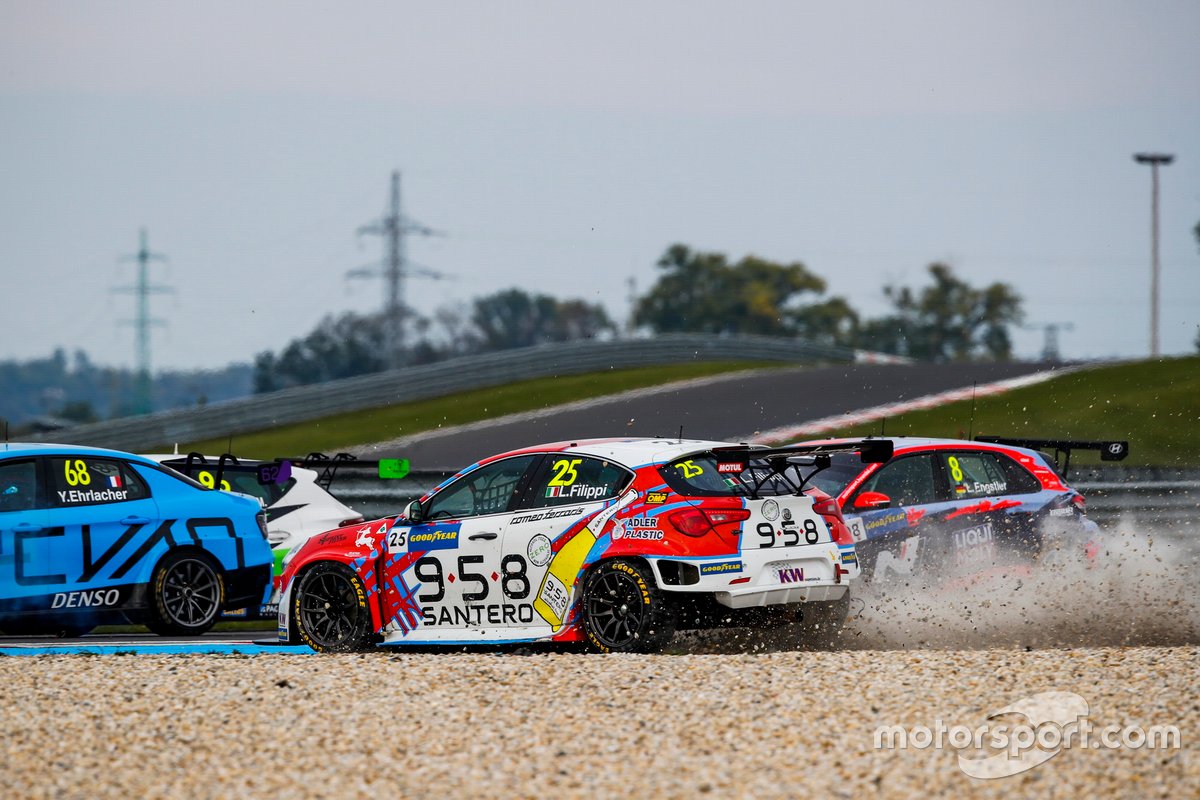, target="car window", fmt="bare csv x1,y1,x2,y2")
857,455,939,507
47,456,149,507
0,459,40,512
425,455,538,520
996,454,1043,494
805,453,868,498
524,455,633,508
941,452,1013,499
